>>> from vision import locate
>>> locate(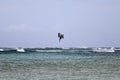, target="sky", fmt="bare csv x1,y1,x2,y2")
0,0,120,48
